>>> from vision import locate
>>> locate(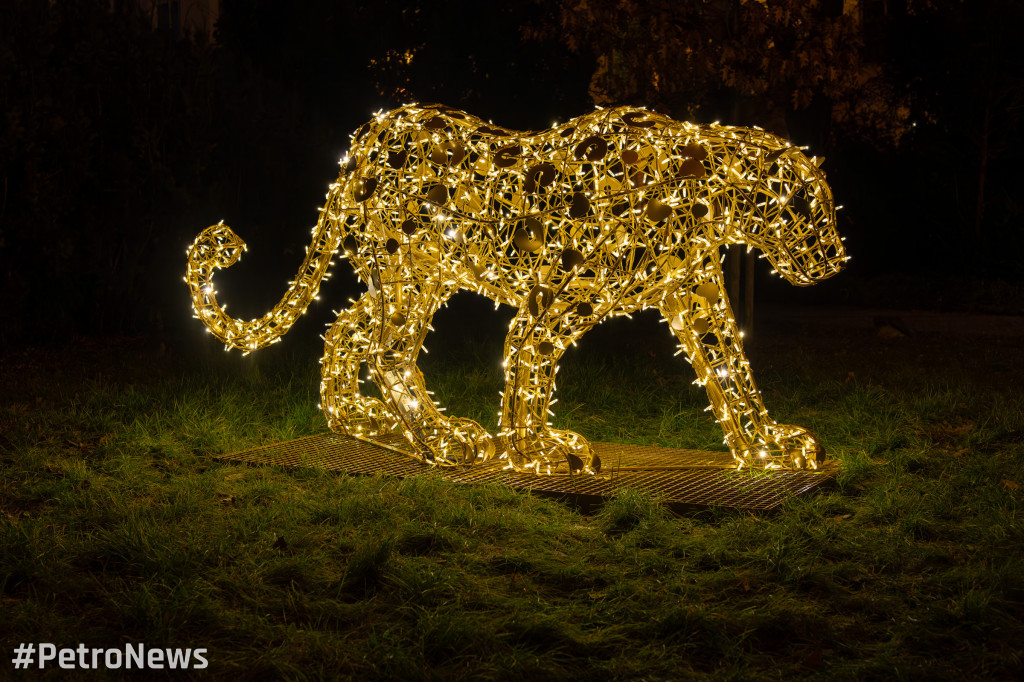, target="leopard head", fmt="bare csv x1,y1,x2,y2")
743,143,847,286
